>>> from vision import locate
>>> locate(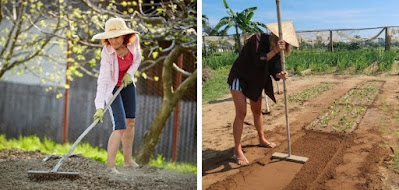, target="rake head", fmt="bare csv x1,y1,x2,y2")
27,170,79,180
